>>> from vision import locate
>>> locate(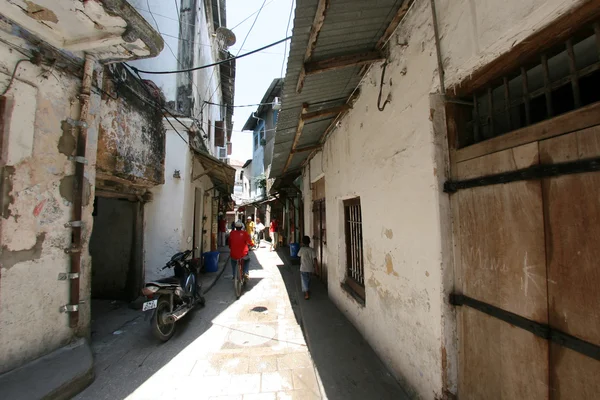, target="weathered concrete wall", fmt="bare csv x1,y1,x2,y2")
89,198,135,299
0,43,100,373
144,120,212,282
97,65,166,188
300,0,589,398
437,0,587,90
